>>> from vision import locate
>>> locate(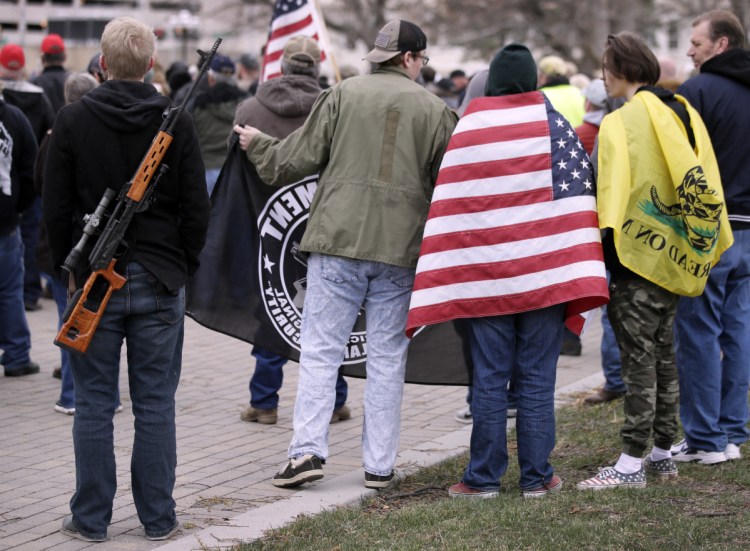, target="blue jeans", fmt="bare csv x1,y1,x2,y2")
250,345,347,410
205,168,221,197
463,304,565,491
0,229,32,371
69,262,183,540
466,381,519,409
20,198,42,305
601,304,625,393
675,229,750,452
47,274,74,407
289,253,413,476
